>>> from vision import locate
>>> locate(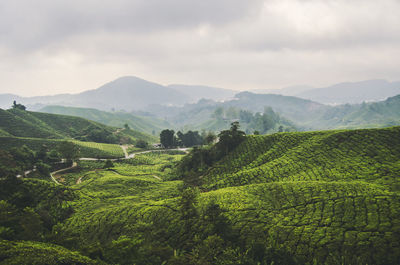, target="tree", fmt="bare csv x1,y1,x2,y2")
0,150,18,179
12,101,26,111
103,160,114,169
177,131,203,147
136,139,148,149
203,132,217,145
124,123,130,130
58,141,79,163
216,122,246,156
160,129,175,148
